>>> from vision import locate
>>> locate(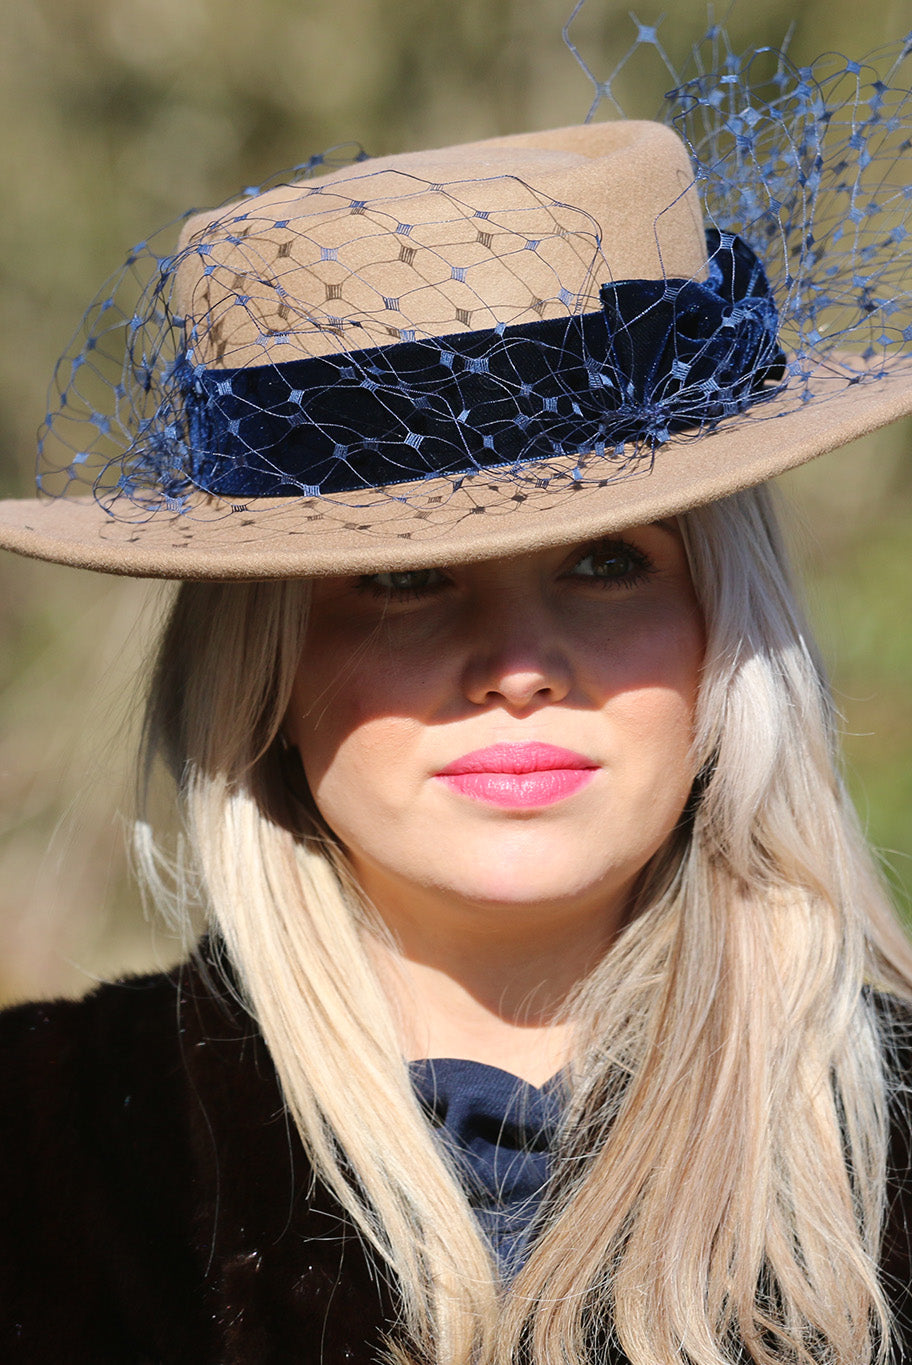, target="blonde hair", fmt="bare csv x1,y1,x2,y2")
141,485,912,1365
